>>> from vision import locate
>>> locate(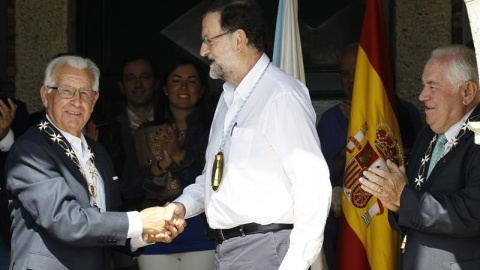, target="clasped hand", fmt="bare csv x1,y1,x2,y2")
139,204,186,244
155,124,183,164
359,159,407,212
151,124,184,174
